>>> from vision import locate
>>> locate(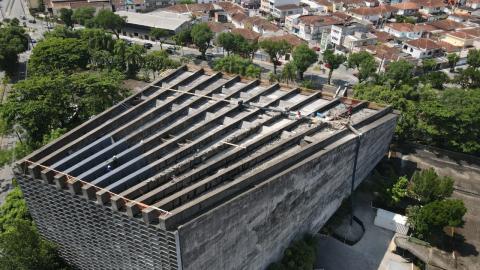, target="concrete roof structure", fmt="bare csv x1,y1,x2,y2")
115,11,191,31
19,66,395,231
